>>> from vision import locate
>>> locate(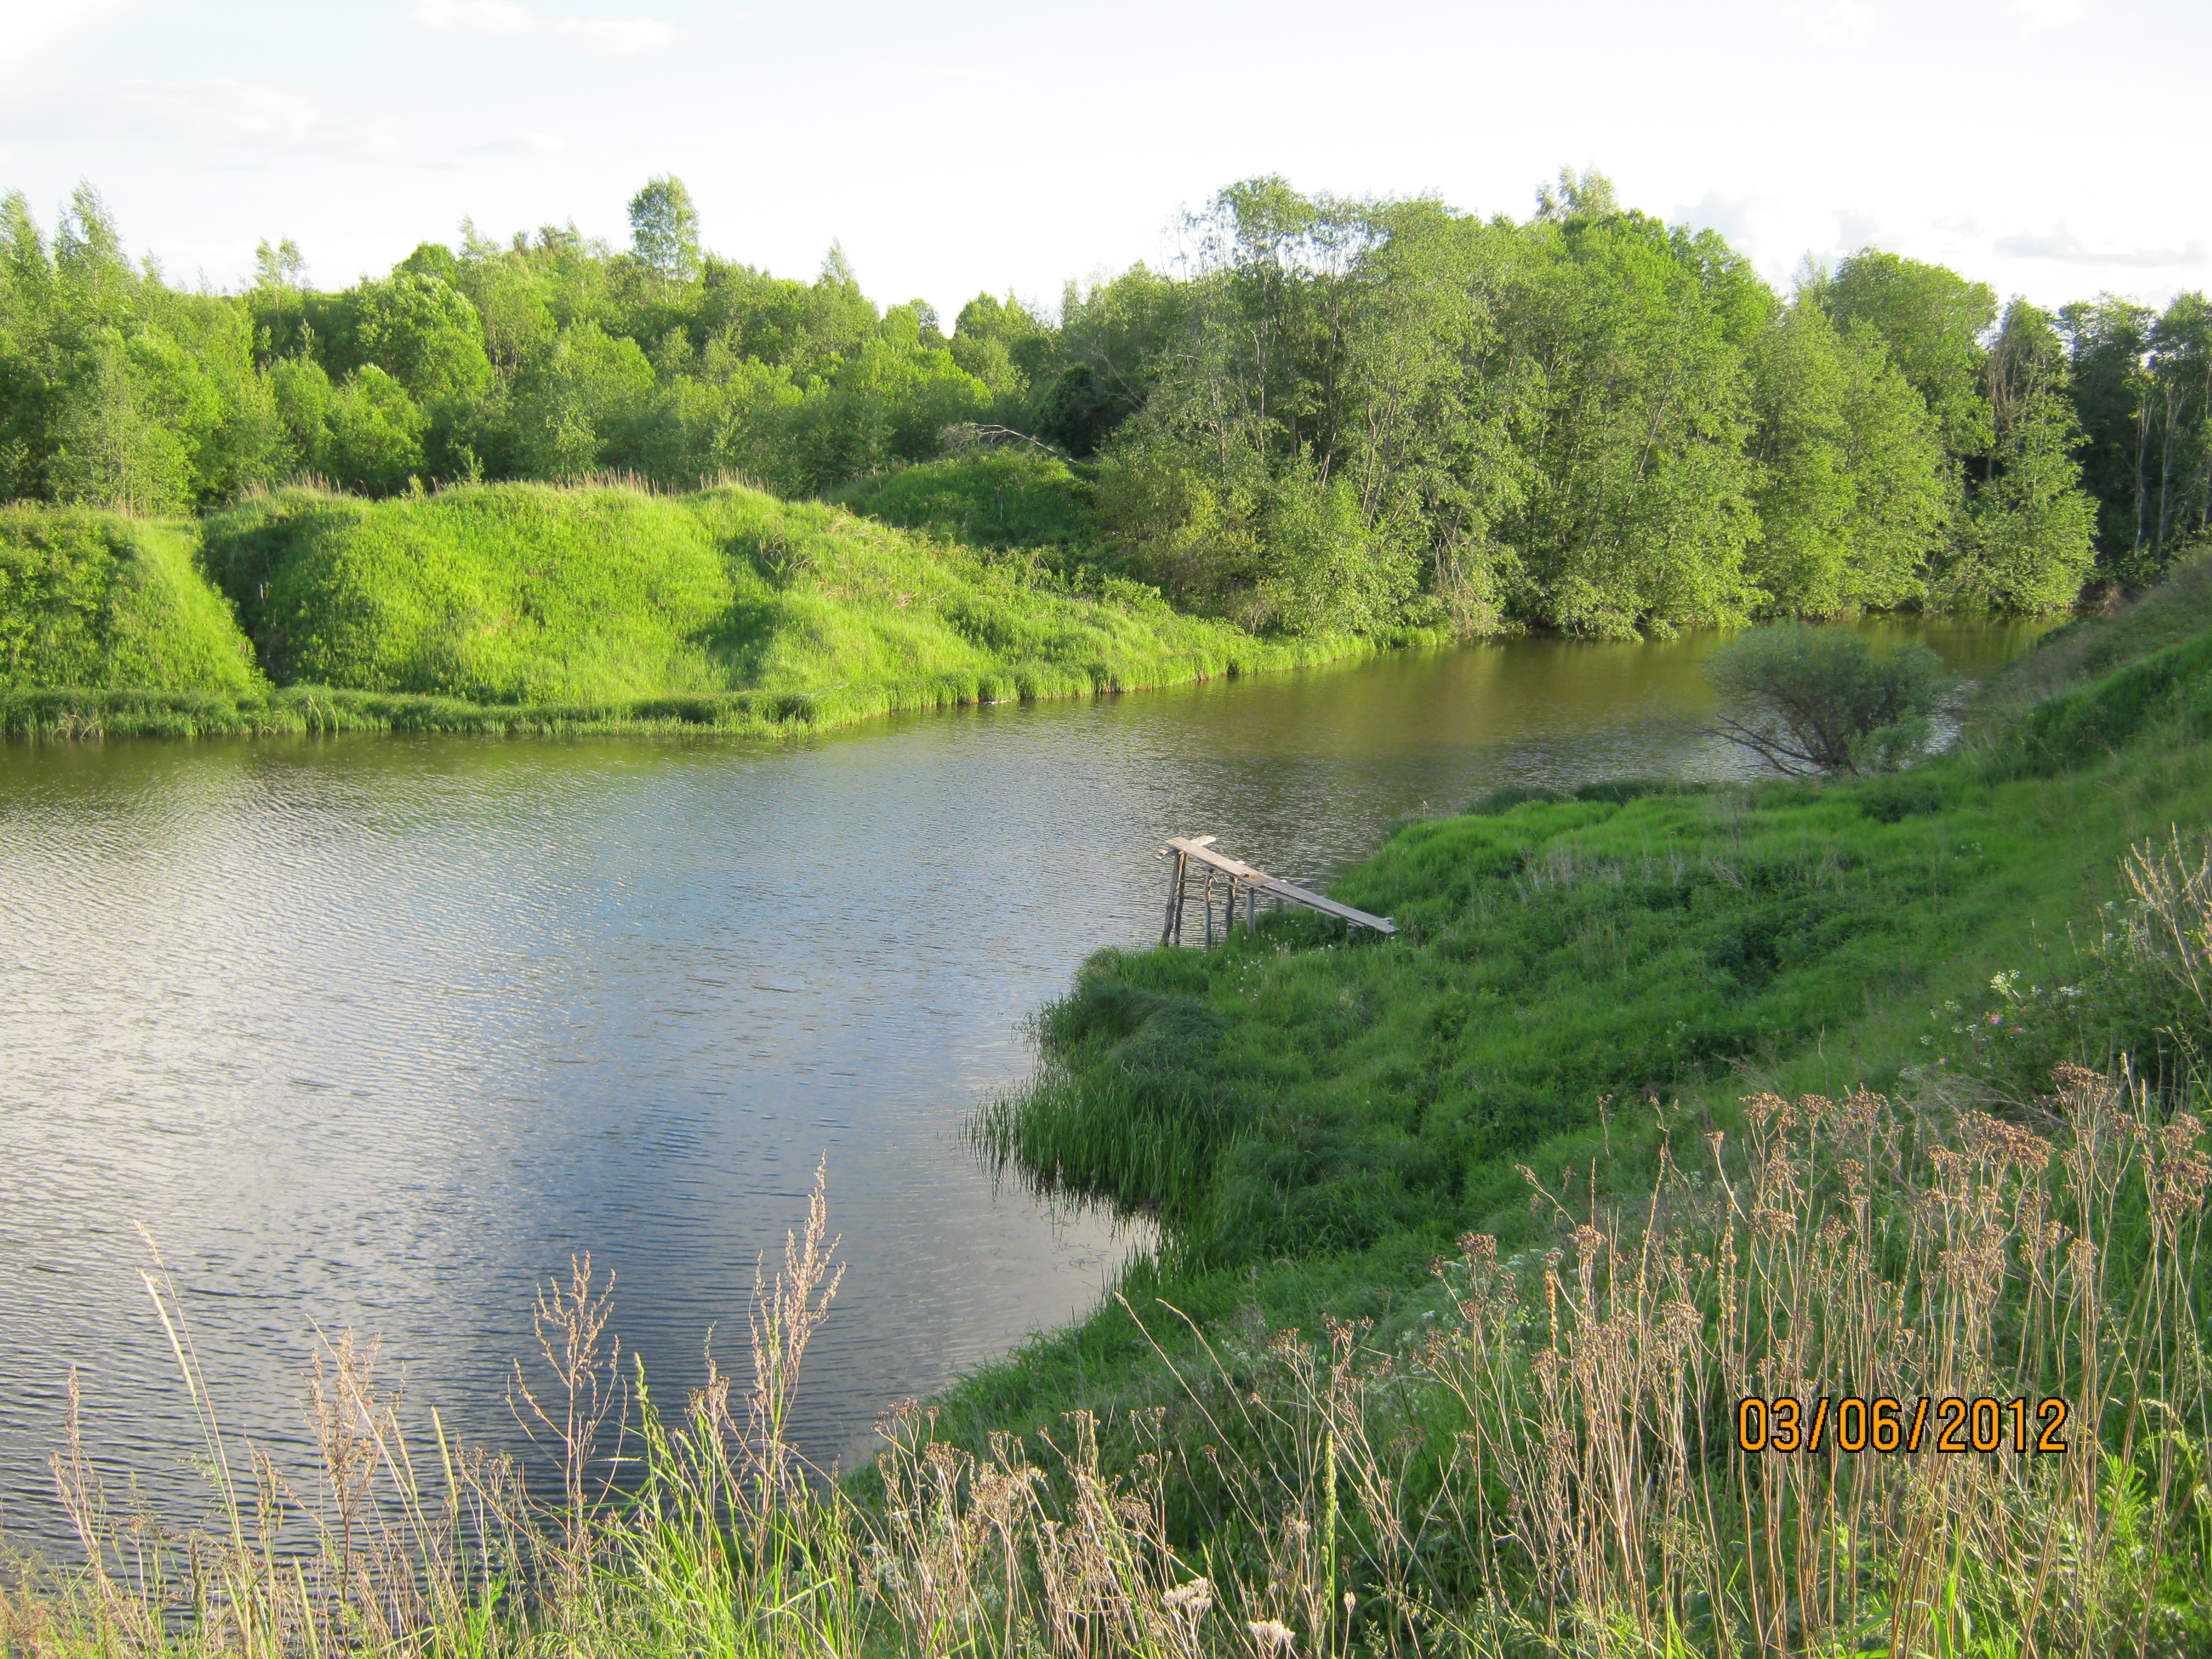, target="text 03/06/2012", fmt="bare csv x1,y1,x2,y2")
1735,1396,2071,1456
